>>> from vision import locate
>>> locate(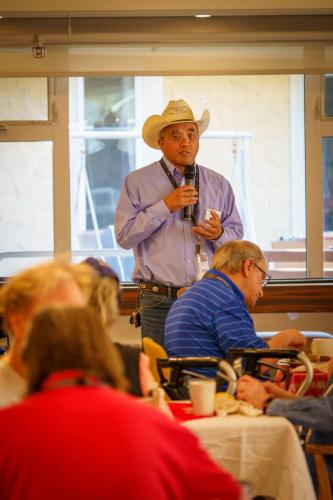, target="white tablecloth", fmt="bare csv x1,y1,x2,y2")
184,415,316,500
